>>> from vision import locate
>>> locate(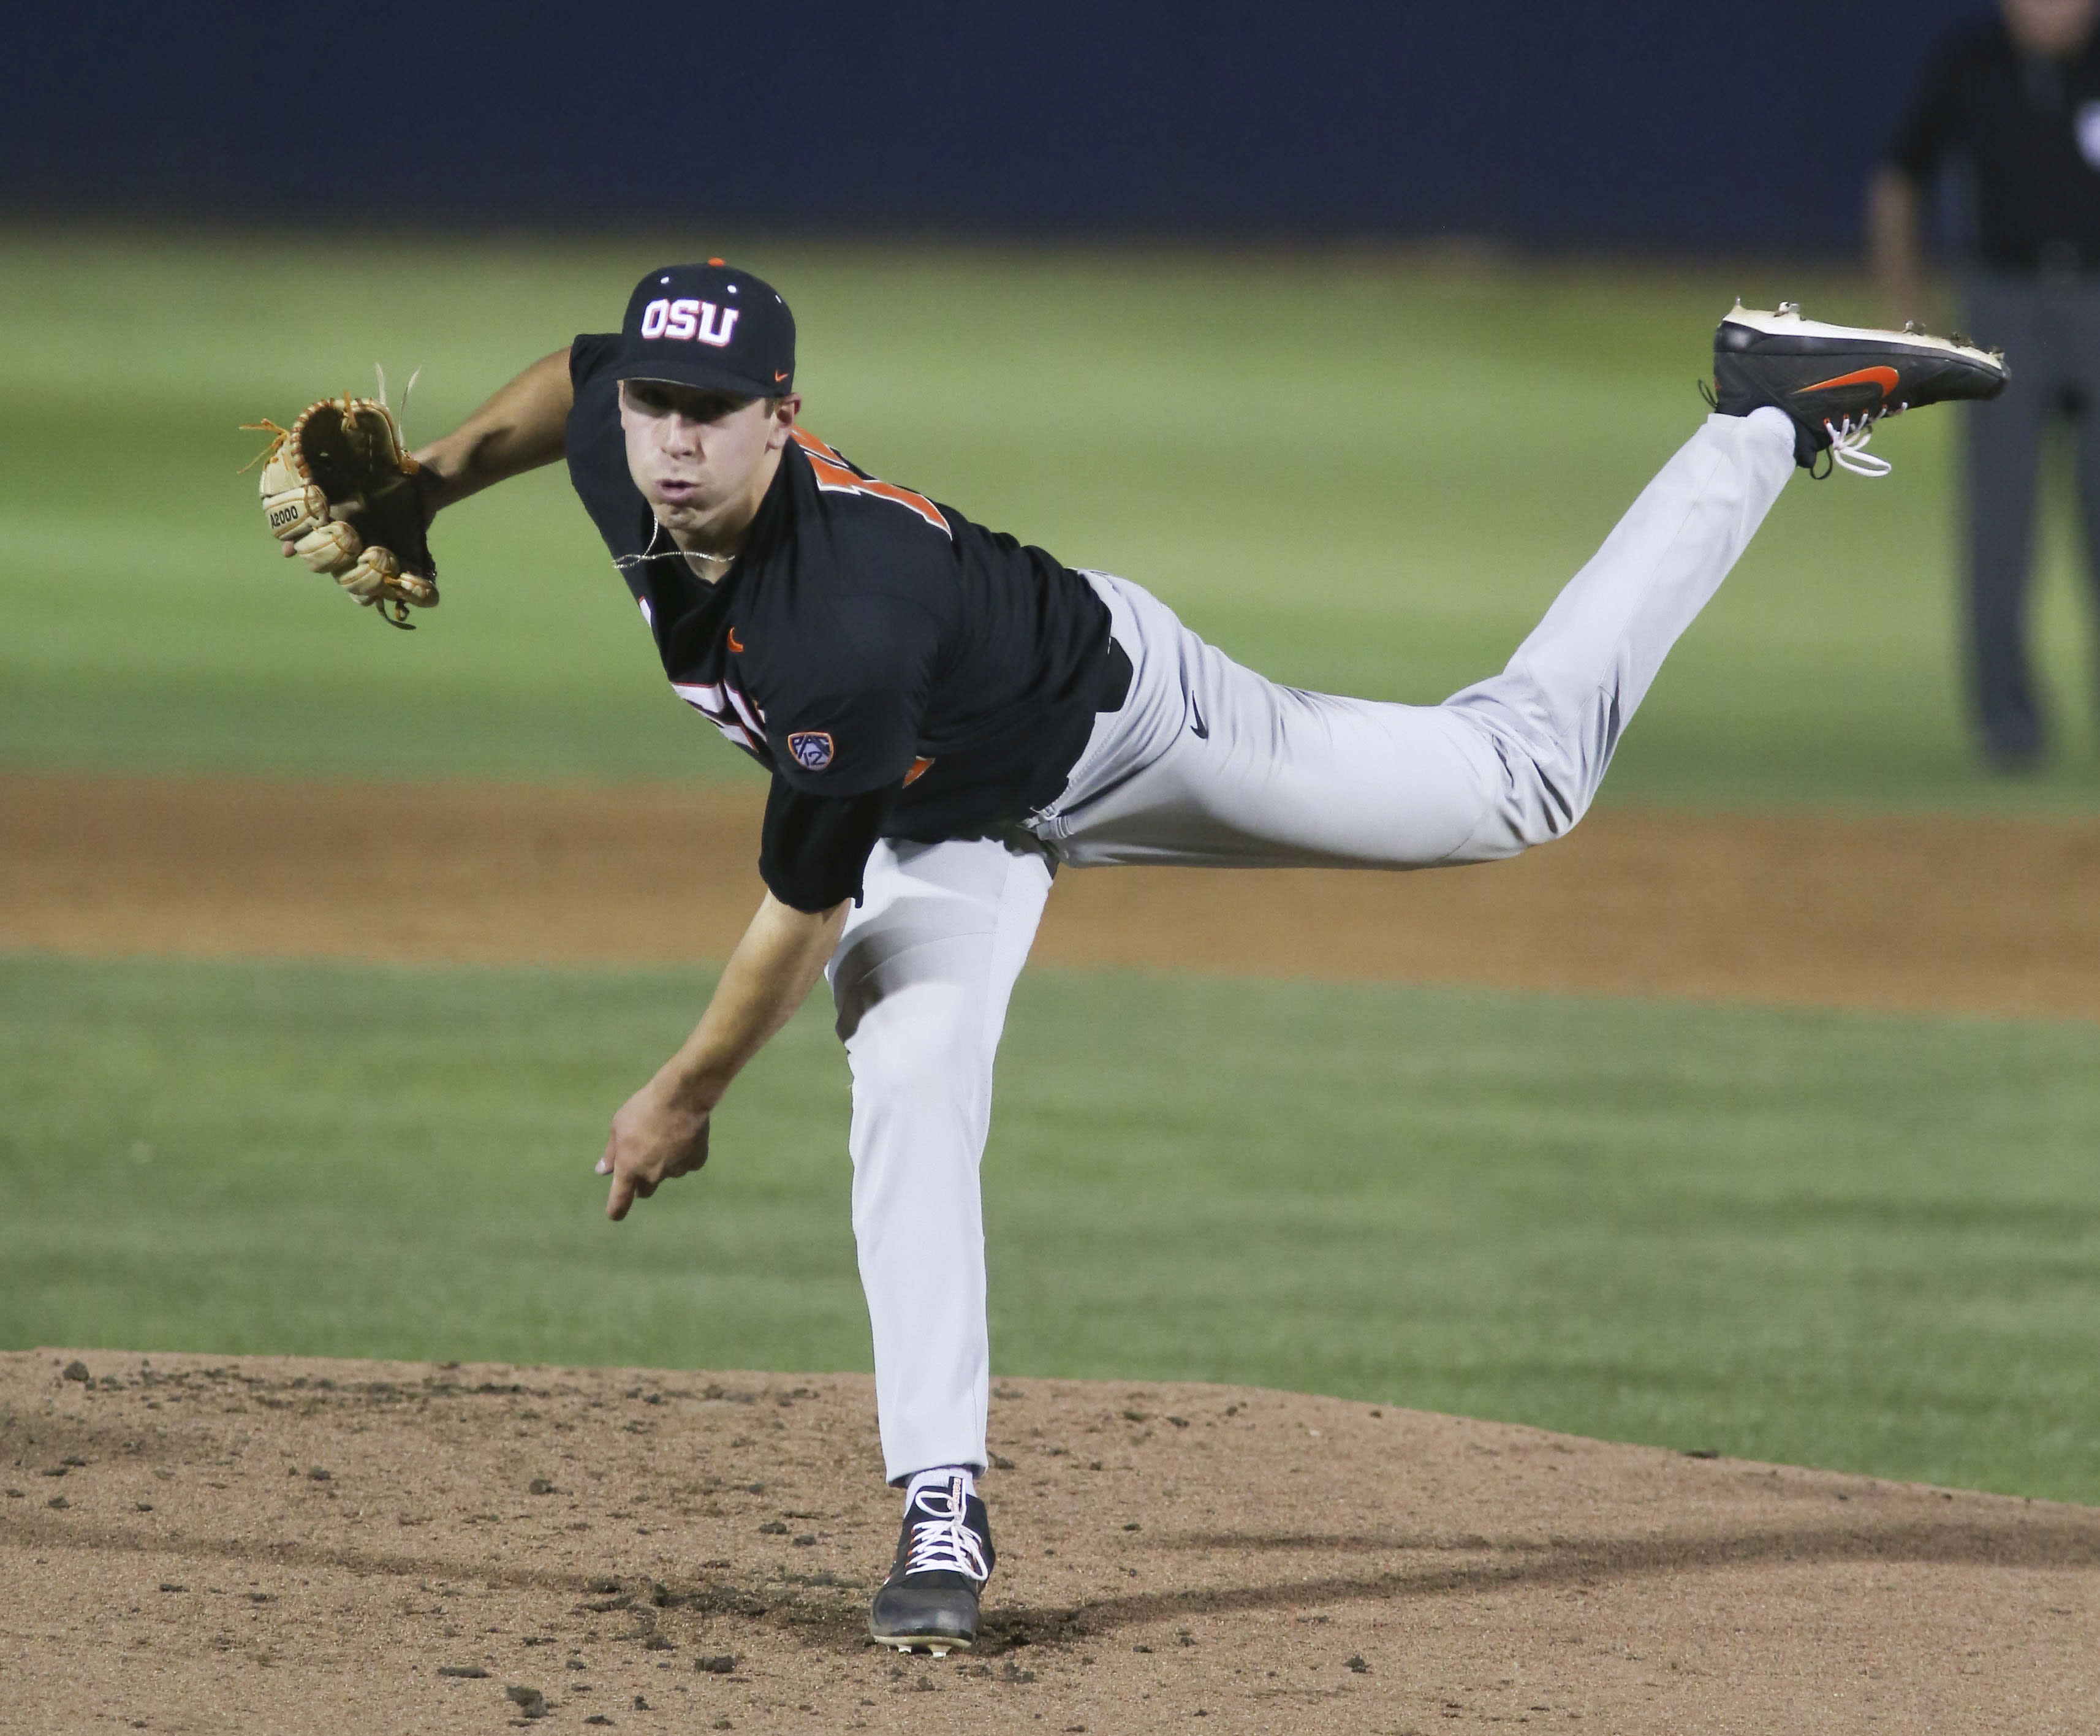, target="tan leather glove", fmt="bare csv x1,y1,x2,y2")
247,396,439,626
